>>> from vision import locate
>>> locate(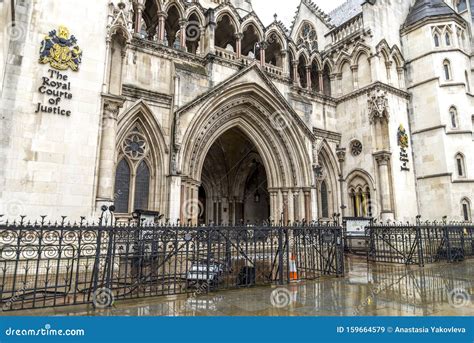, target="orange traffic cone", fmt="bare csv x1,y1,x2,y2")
289,253,298,281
